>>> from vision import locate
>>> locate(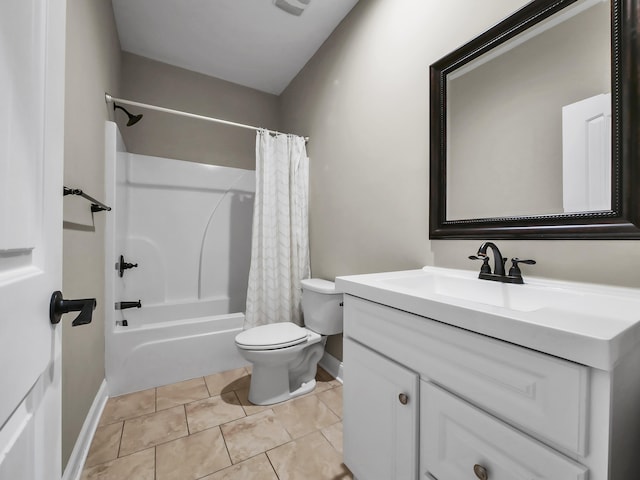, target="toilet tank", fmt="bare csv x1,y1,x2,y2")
301,278,343,335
